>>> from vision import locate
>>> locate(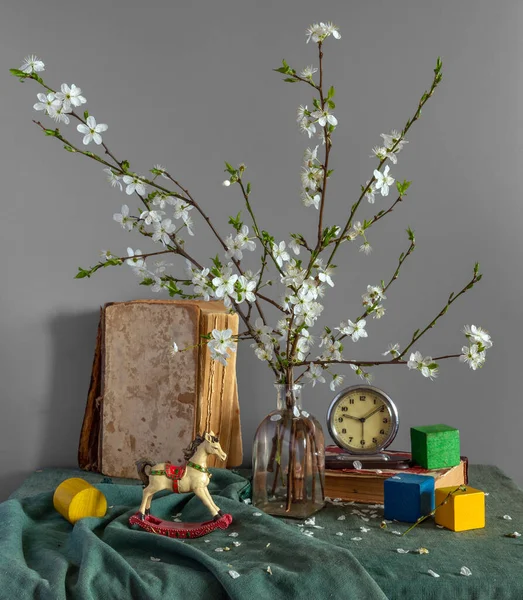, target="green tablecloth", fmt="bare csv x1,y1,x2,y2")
2,465,522,599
